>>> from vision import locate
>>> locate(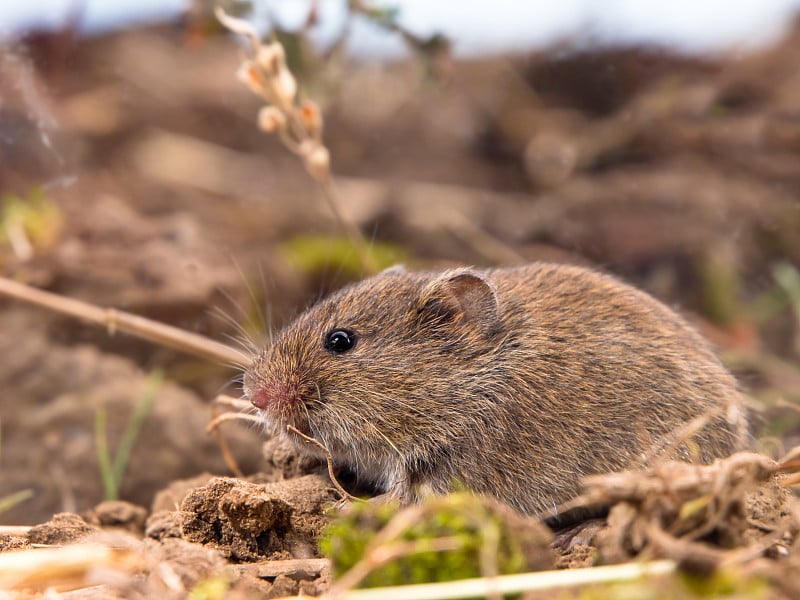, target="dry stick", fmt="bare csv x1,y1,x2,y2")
442,212,526,265
319,178,378,275
0,525,31,536
285,559,677,600
209,407,247,478
207,411,264,431
286,424,359,502
638,409,715,467
216,8,378,277
207,394,268,477
0,543,141,592
214,394,253,411
0,276,249,368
